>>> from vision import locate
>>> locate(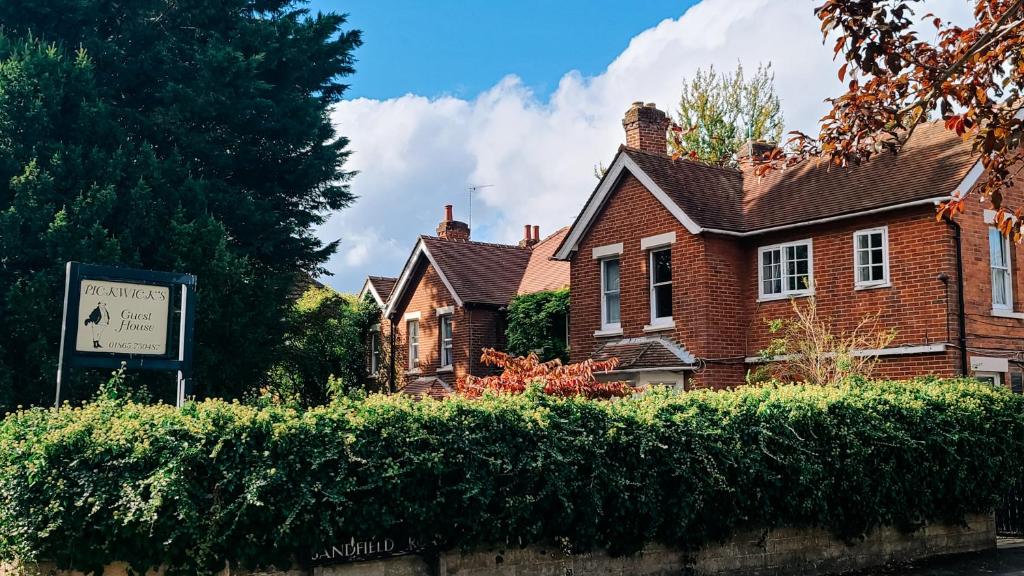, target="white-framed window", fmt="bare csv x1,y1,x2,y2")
439,314,453,368
975,371,1002,386
601,258,621,330
758,239,813,299
649,247,672,323
407,319,419,369
369,327,380,373
990,227,1013,310
853,227,890,288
